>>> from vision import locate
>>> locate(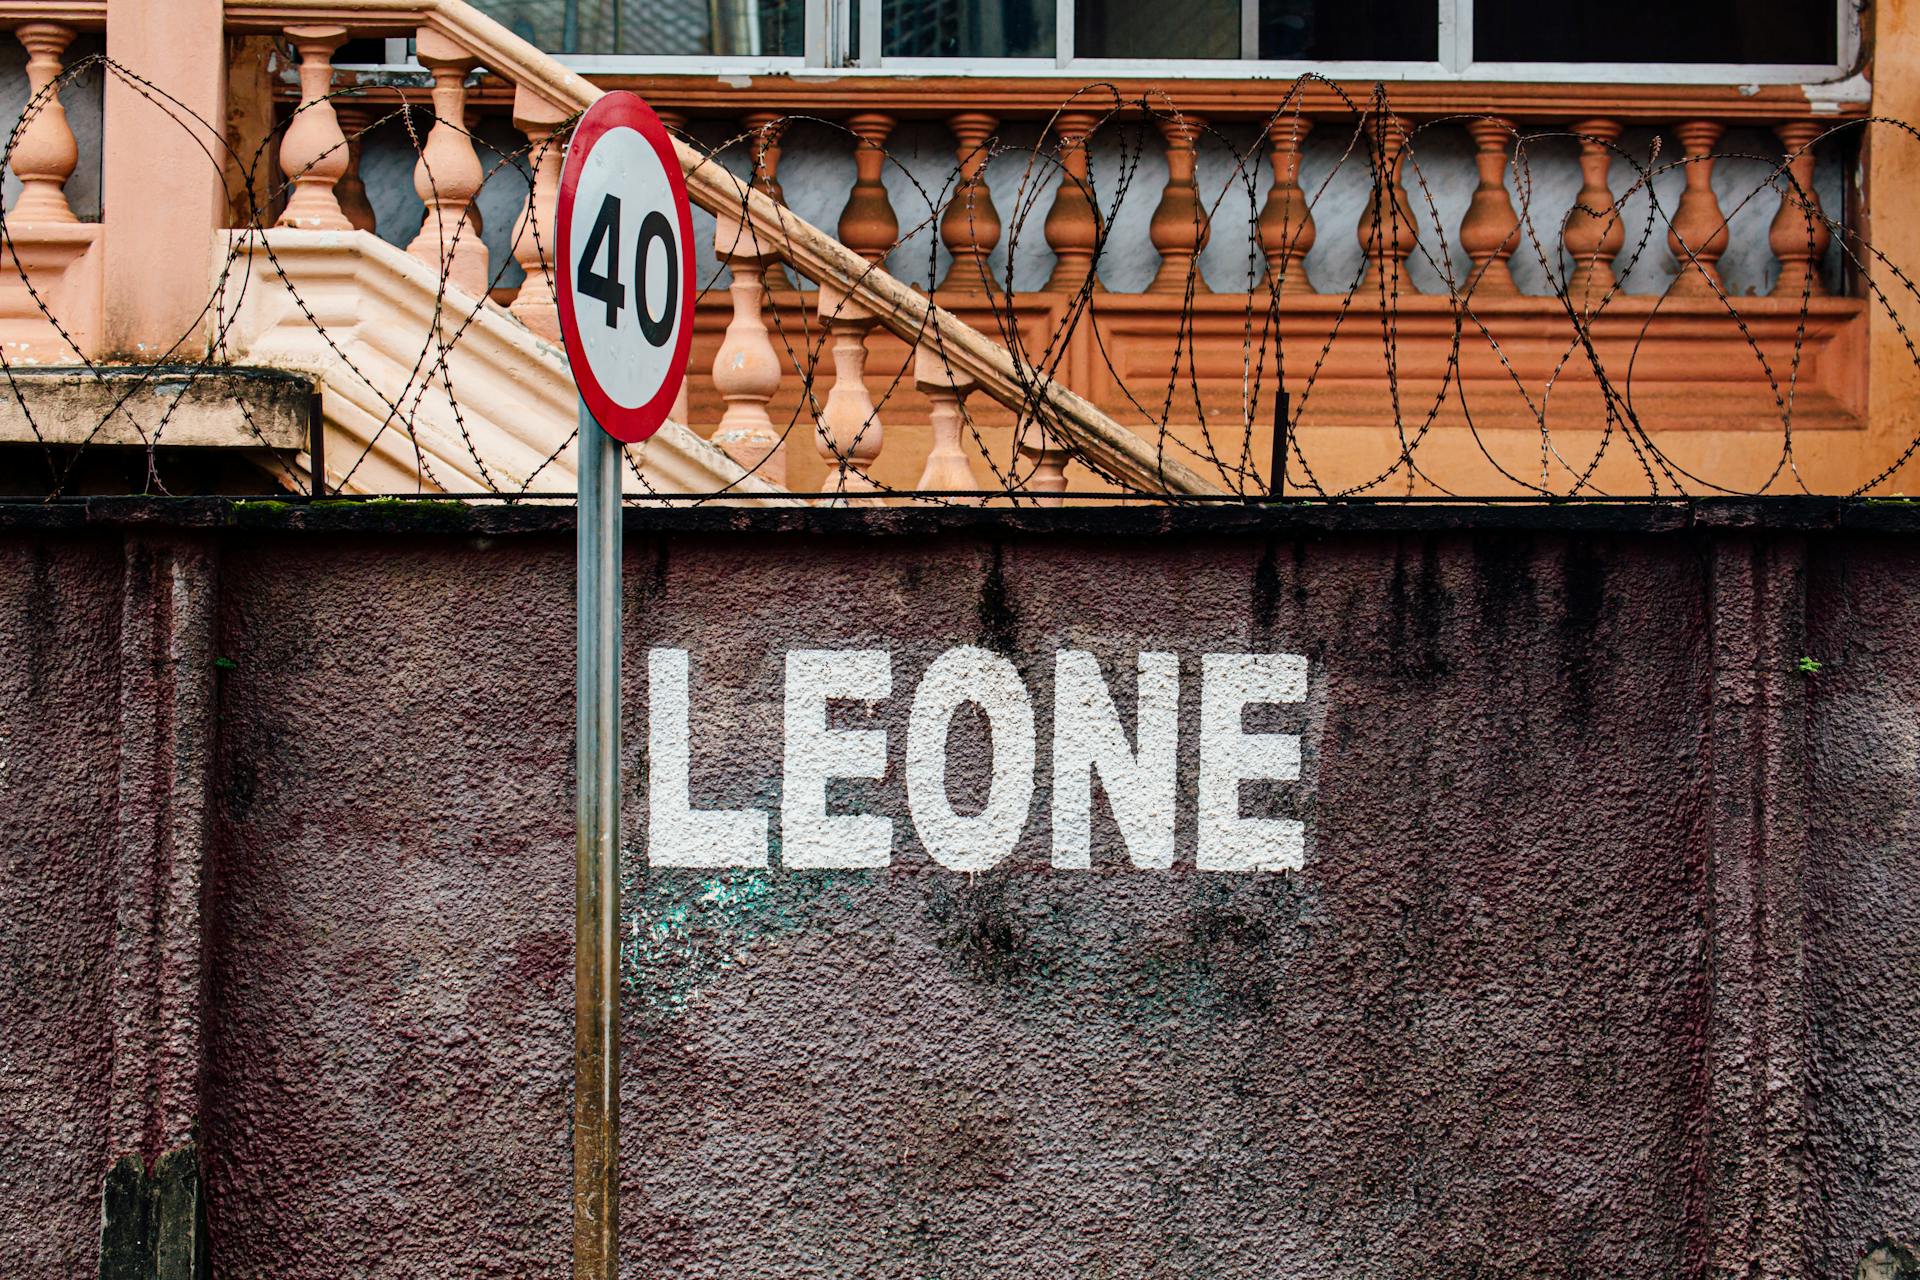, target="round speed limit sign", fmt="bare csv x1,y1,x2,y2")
556,92,696,444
